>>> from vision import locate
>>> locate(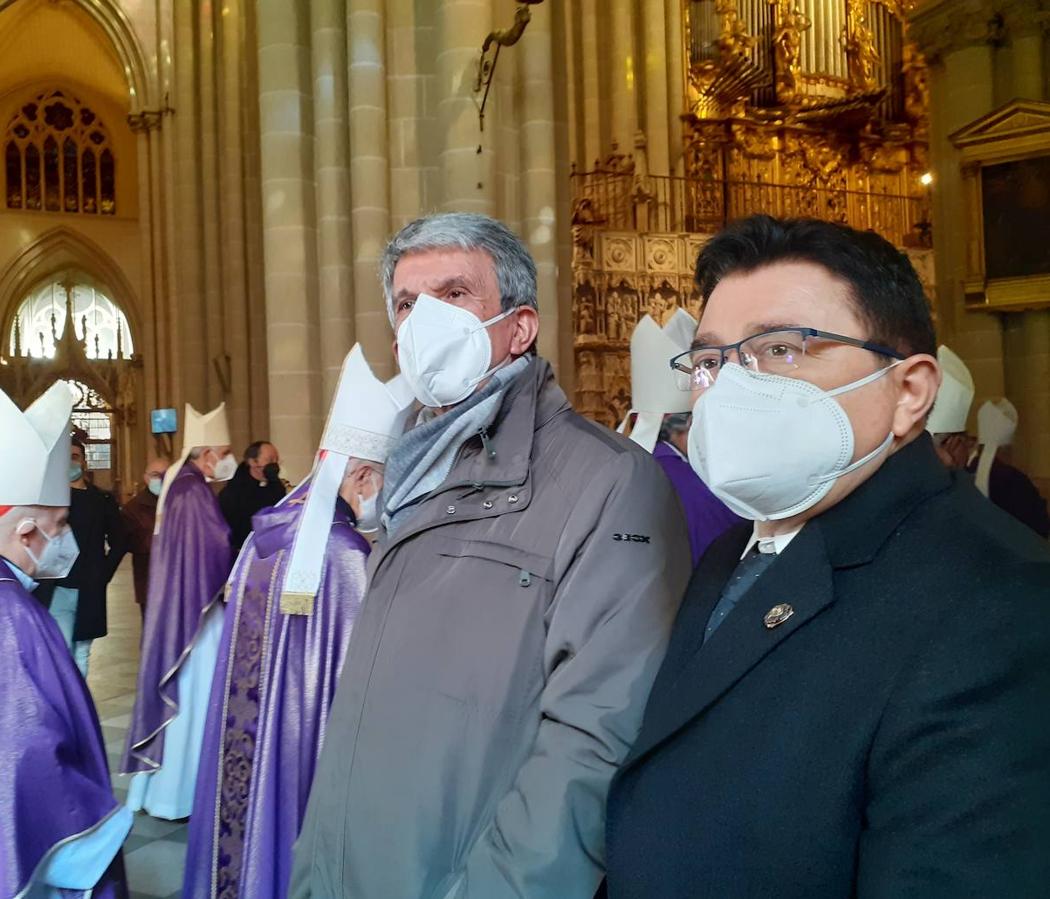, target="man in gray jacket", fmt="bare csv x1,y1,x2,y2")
290,213,691,898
